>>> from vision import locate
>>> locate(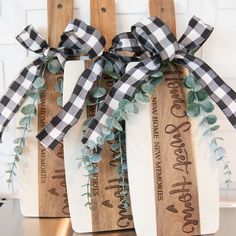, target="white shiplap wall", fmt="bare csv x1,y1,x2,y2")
0,0,235,200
